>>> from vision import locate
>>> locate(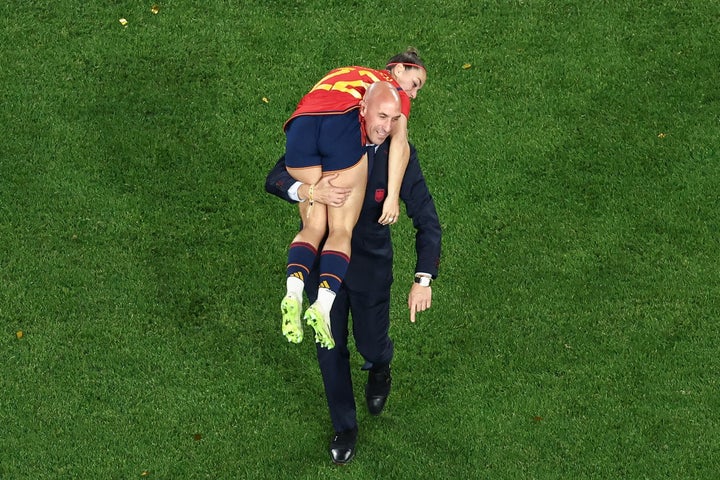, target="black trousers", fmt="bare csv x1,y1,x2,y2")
305,278,395,433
